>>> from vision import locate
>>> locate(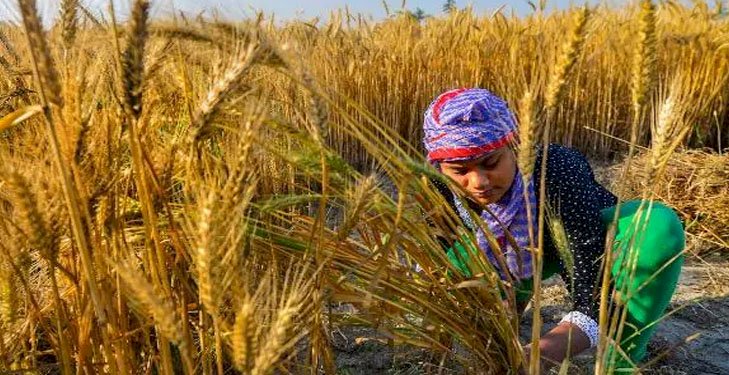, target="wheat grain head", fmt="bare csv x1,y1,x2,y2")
121,0,150,119
544,6,590,111
18,0,63,107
